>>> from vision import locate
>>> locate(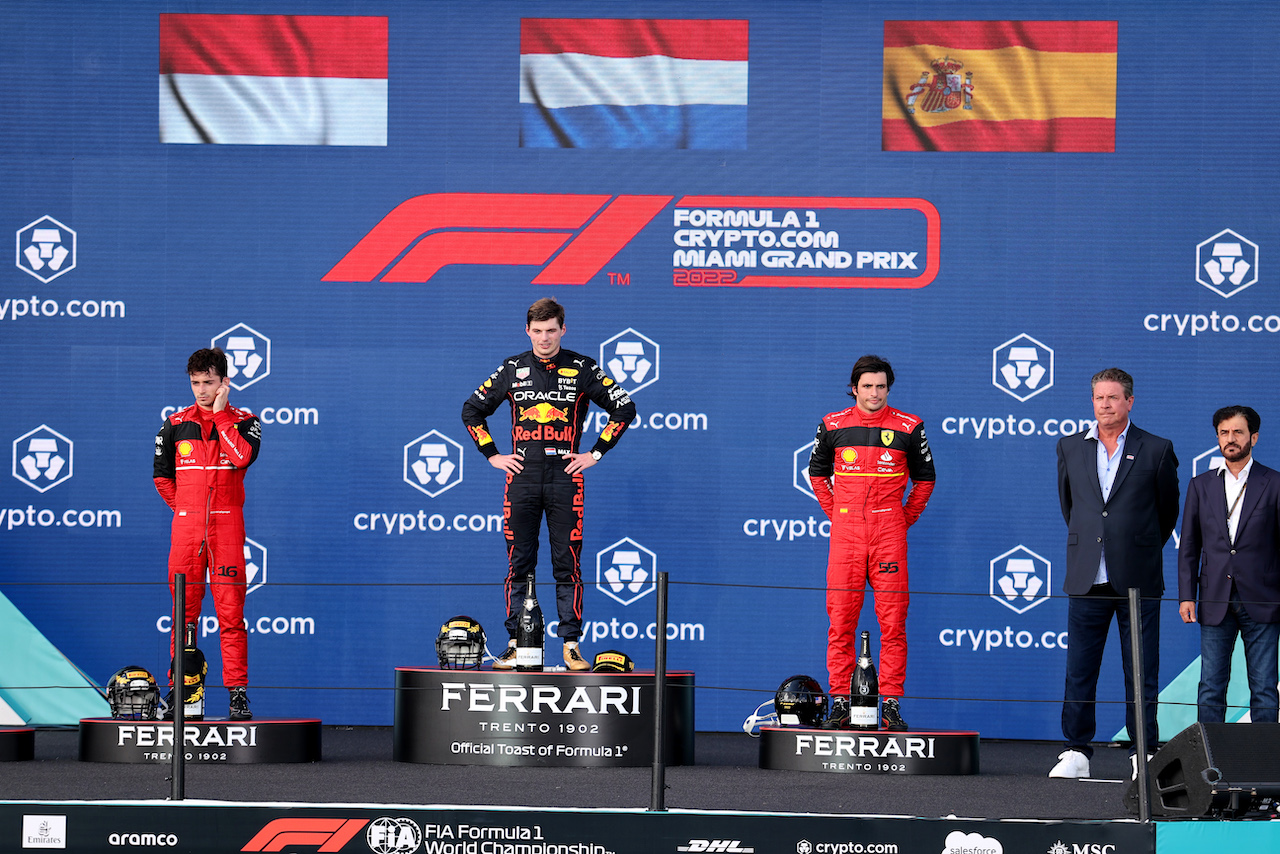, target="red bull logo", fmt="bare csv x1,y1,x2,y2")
514,424,574,443
468,425,493,446
601,421,624,442
519,402,570,424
